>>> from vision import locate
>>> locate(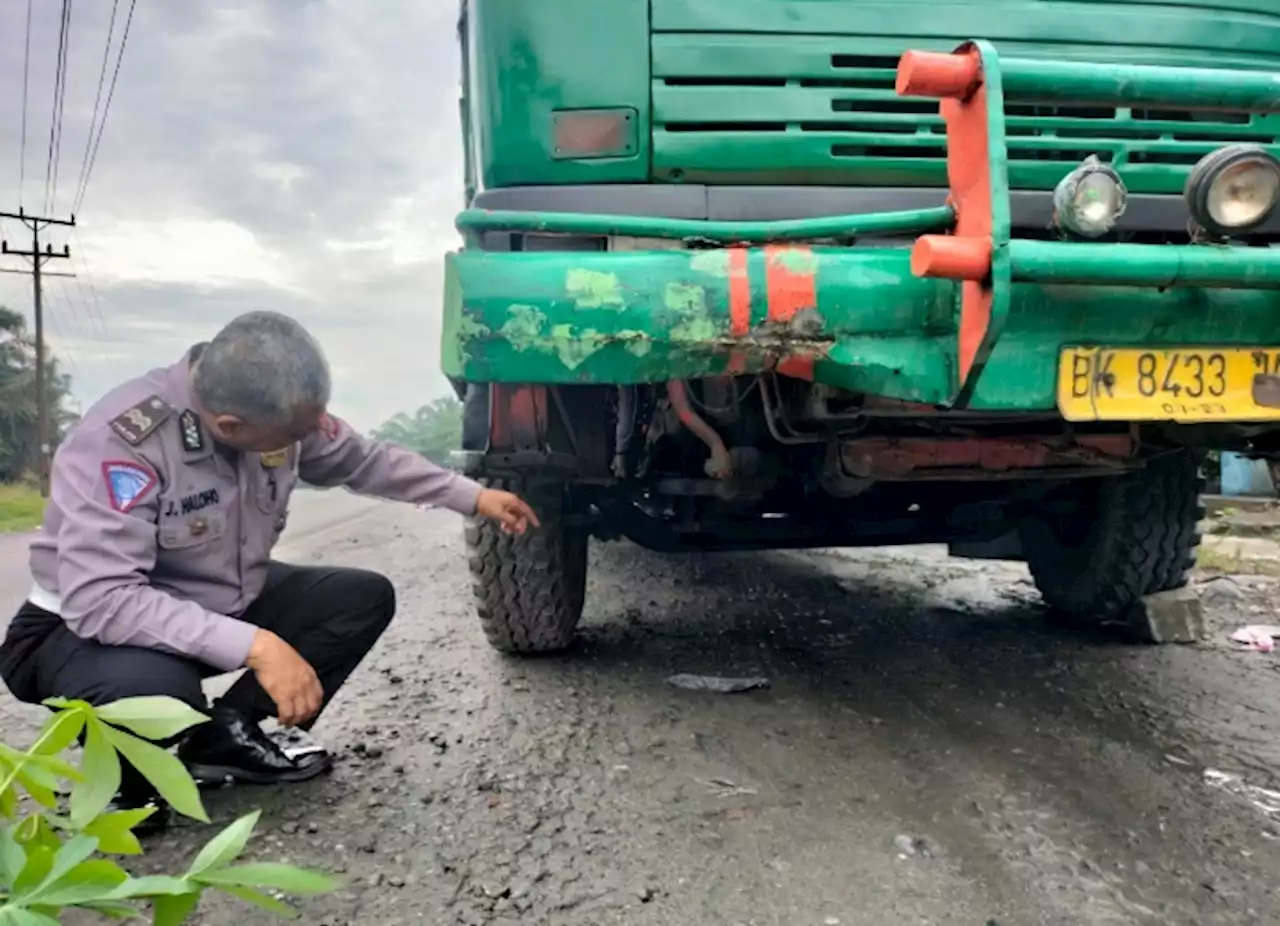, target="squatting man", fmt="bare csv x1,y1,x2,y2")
0,310,539,833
